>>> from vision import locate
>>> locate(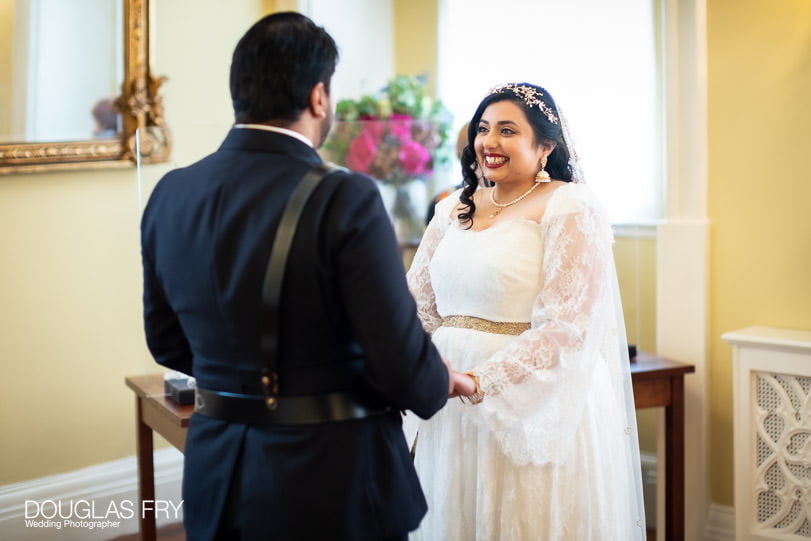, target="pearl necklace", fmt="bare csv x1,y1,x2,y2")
488,182,542,219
